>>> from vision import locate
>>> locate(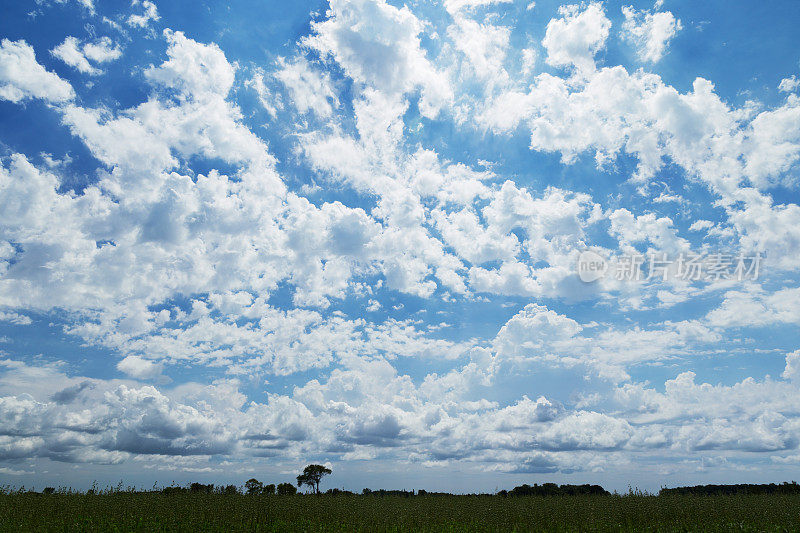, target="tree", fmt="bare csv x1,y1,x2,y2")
217,484,240,495
276,482,297,495
296,464,332,495
263,483,276,495
189,483,214,493
244,478,263,495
